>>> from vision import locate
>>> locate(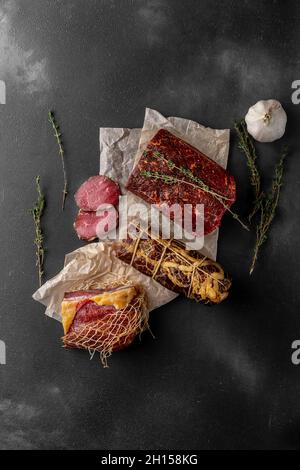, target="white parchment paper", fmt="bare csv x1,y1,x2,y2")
33,243,177,321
